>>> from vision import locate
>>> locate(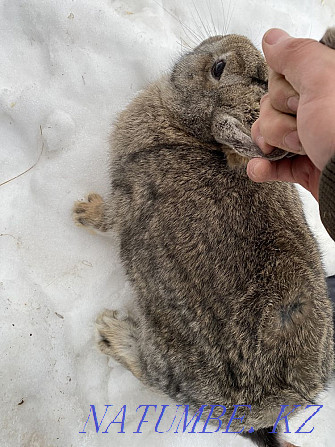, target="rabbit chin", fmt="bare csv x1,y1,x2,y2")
223,147,249,168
